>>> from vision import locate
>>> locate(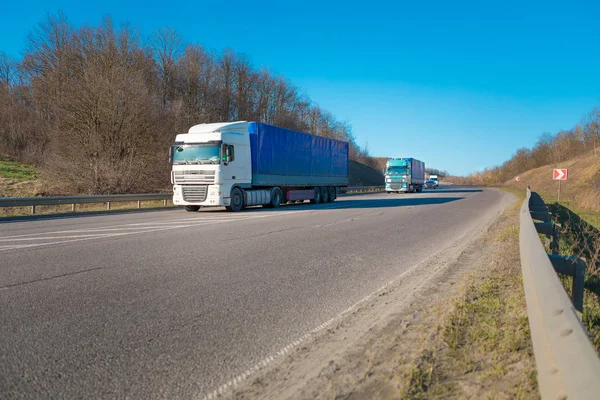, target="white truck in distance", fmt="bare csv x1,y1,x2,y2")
170,121,349,212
